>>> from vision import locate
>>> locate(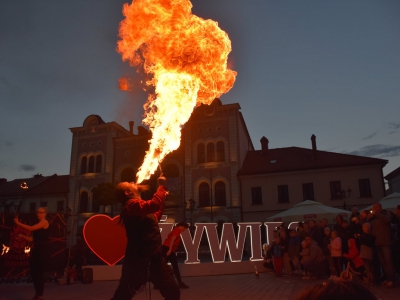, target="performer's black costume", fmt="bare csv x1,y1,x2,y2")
111,182,180,300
